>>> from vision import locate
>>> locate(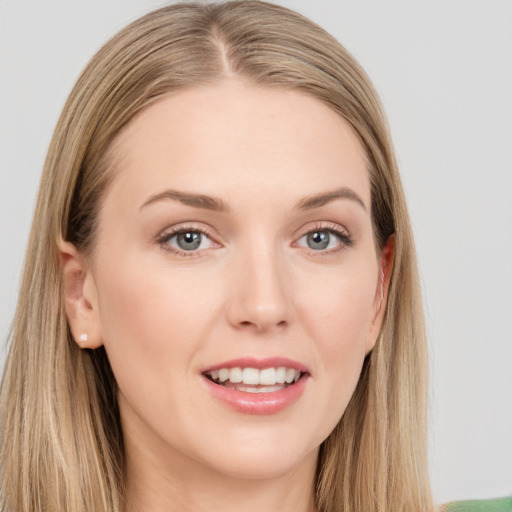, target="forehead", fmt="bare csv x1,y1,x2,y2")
107,80,370,210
